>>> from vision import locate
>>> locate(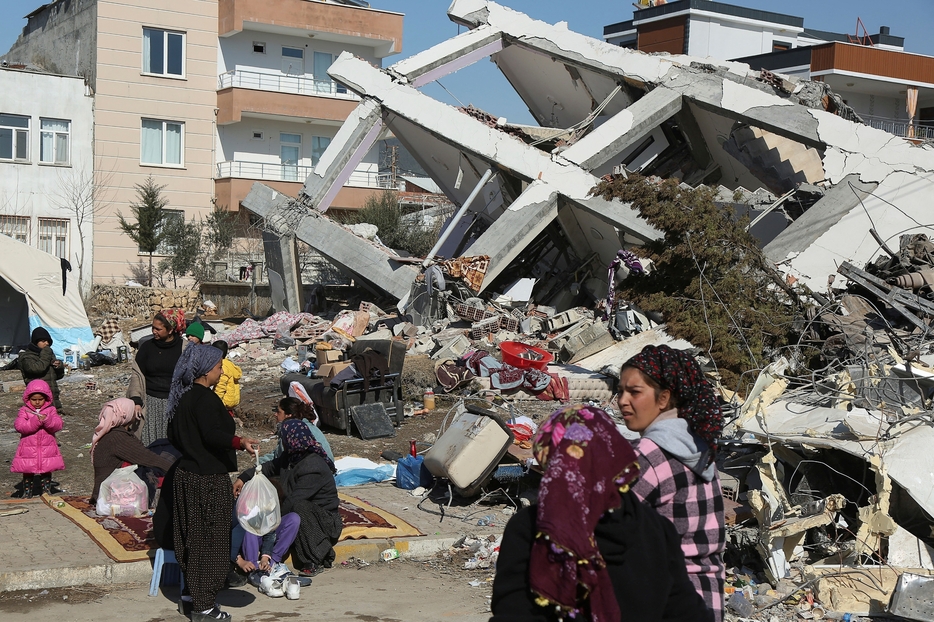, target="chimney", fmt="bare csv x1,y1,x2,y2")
879,26,890,35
